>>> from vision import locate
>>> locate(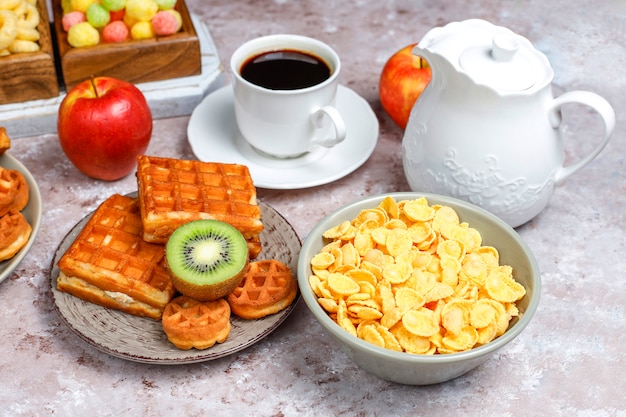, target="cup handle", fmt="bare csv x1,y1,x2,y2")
548,91,616,184
310,106,347,148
